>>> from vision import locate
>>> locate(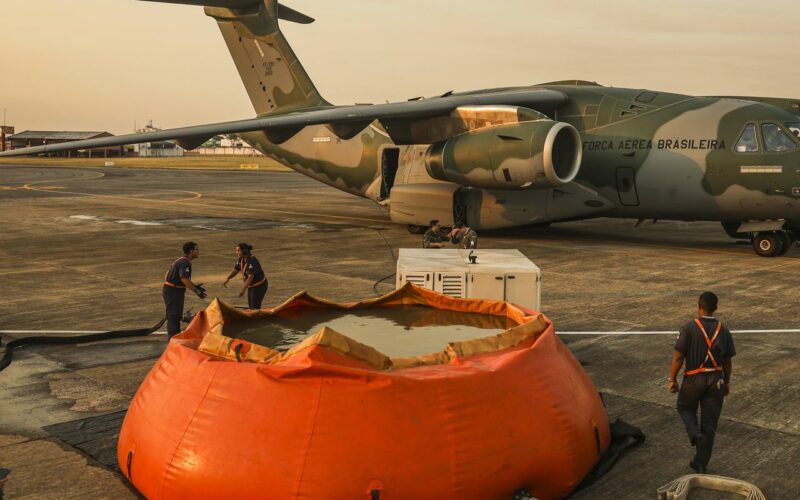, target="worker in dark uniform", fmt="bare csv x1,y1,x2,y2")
0,467,10,500
162,242,206,339
668,291,735,474
422,219,449,248
222,242,268,309
449,222,478,249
